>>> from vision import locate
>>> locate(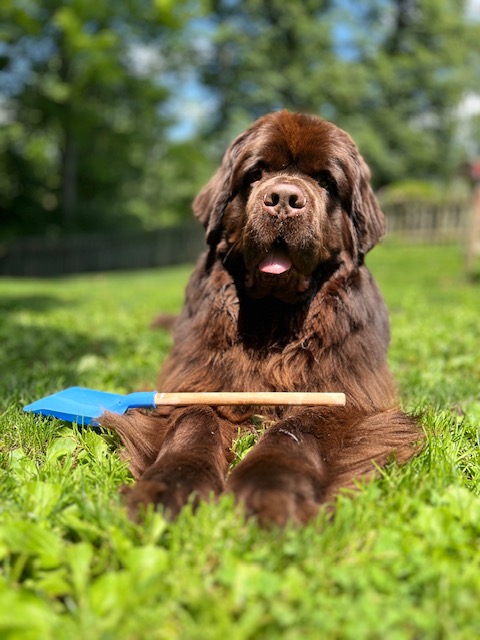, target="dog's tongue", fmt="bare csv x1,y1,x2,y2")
258,247,292,275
